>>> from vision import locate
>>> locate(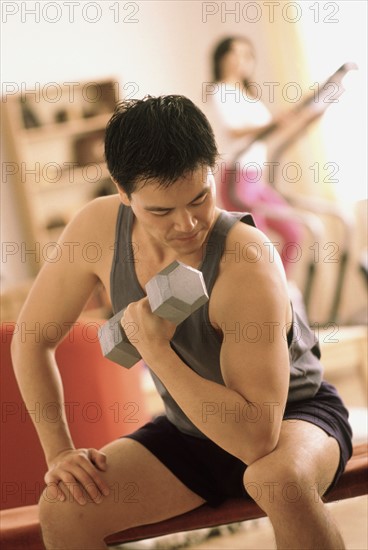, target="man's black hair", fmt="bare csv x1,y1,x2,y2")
104,95,218,196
